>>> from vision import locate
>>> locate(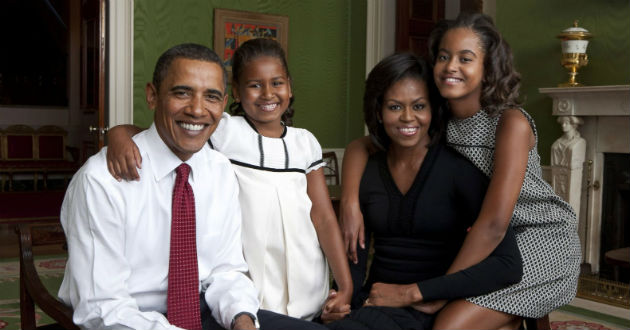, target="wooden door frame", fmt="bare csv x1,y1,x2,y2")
98,0,106,149
364,0,496,75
